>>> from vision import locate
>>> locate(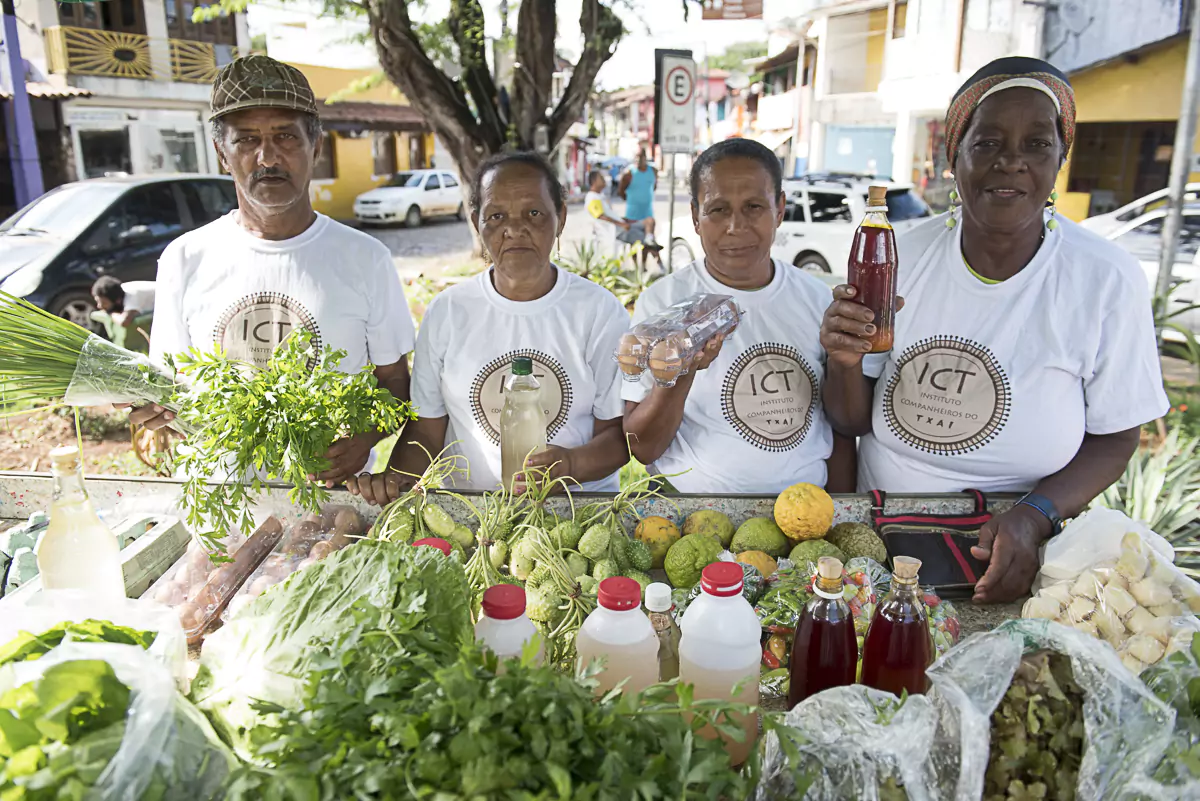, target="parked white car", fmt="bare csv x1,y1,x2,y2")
1080,183,1200,239
668,176,932,284
353,170,465,228
1106,207,1200,341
